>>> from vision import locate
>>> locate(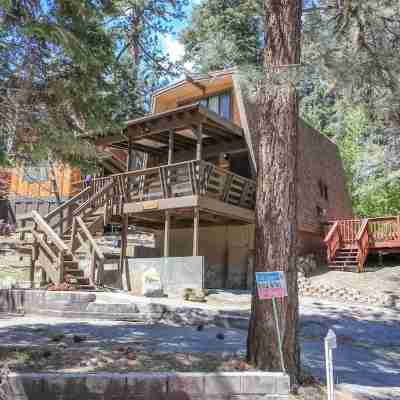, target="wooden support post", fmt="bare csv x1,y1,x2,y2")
127,138,133,171
89,249,96,286
164,212,171,257
40,269,47,287
163,129,174,257
196,124,204,194
20,219,26,241
193,207,200,256
196,124,203,161
126,138,133,202
168,129,174,164
125,257,132,291
58,251,65,284
30,239,38,288
119,215,128,274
